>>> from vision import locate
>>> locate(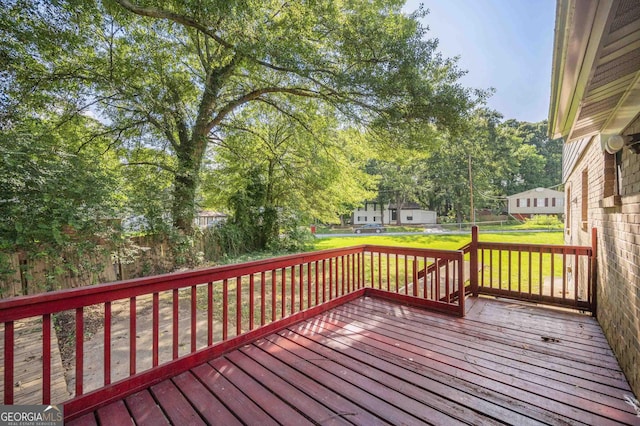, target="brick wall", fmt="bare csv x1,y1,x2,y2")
564,120,640,397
